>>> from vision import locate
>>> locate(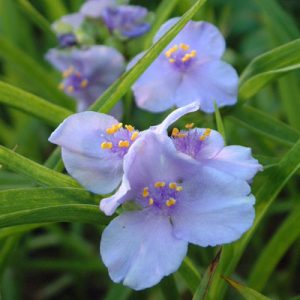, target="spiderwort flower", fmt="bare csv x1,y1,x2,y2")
129,18,239,113
100,130,257,290
49,112,140,194
45,45,125,113
52,13,85,47
81,0,150,39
